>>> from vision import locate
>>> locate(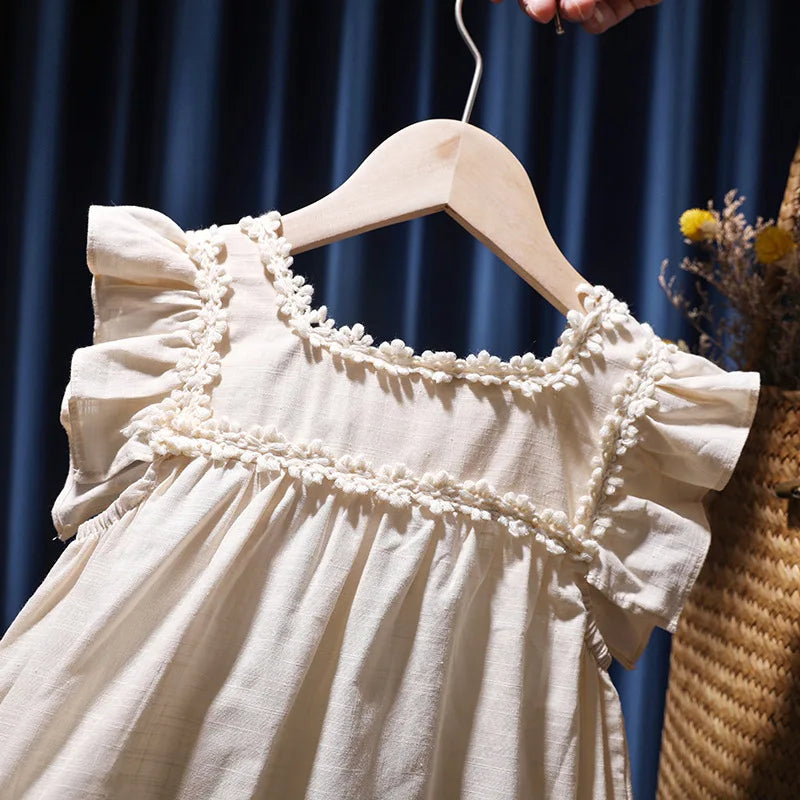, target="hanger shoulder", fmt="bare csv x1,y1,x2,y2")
281,119,463,255
447,123,588,314
280,119,590,316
